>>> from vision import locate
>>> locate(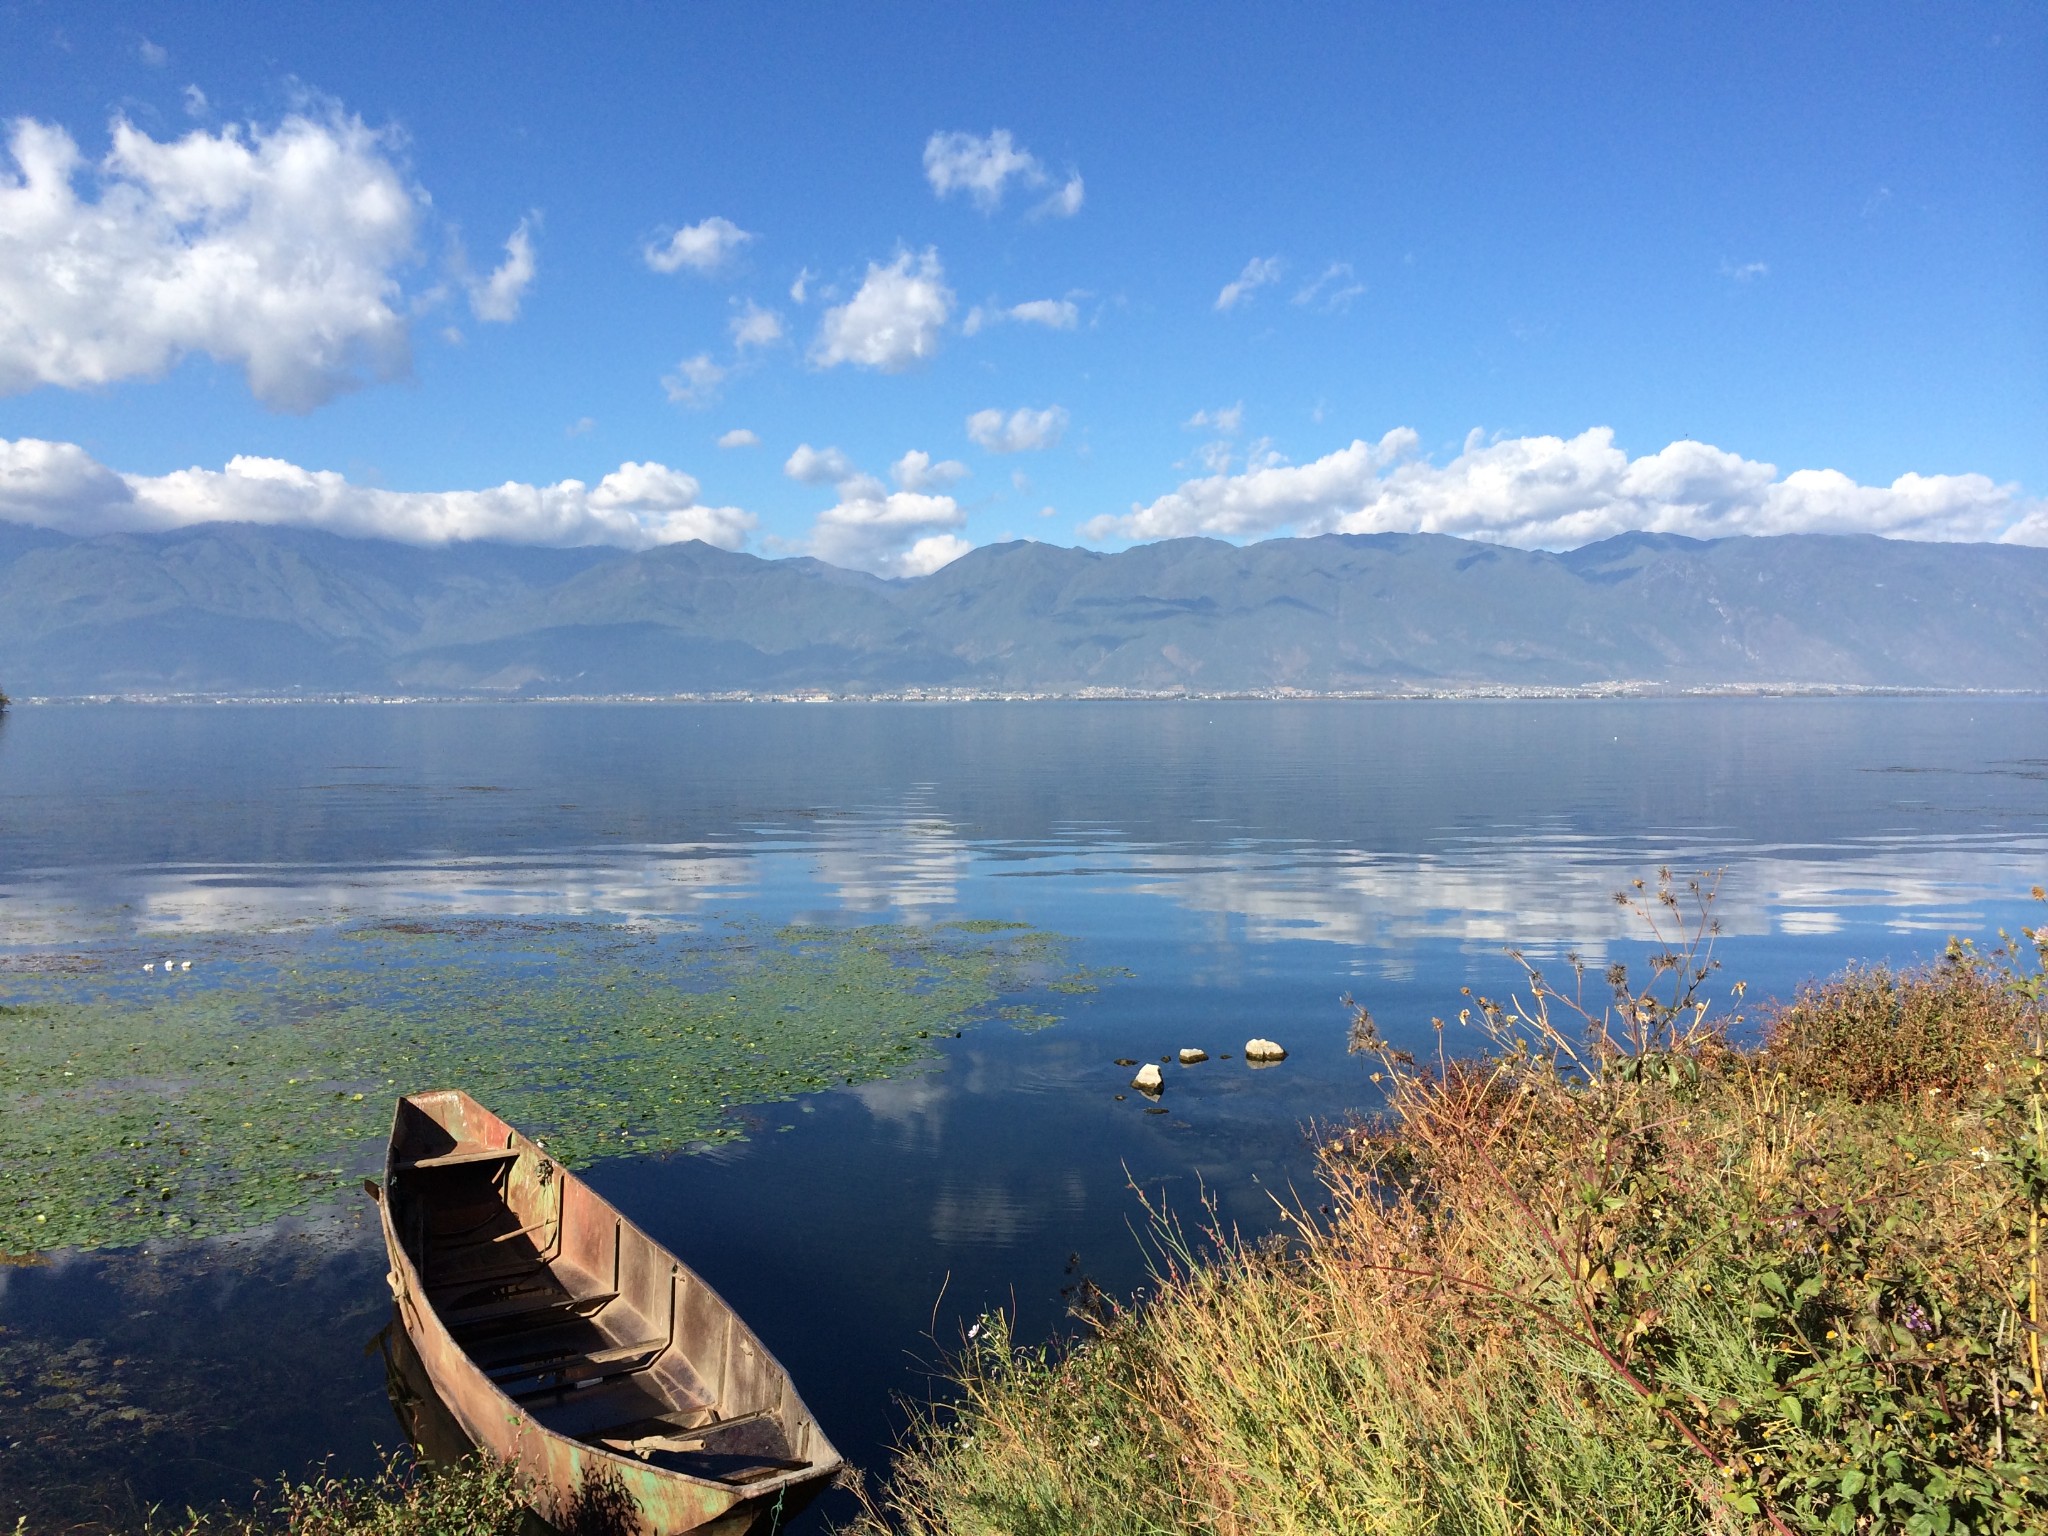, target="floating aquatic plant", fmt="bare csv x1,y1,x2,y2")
0,917,1093,1257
